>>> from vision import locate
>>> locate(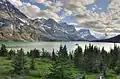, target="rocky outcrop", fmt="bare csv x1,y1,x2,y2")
76,29,97,41
0,0,55,41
